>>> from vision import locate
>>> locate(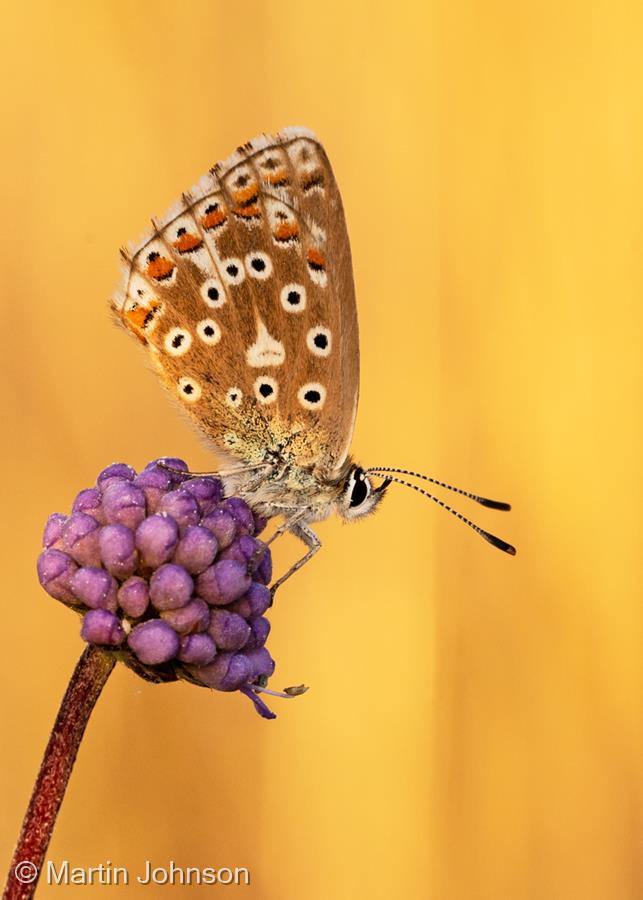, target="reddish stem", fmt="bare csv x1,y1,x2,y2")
3,646,115,900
